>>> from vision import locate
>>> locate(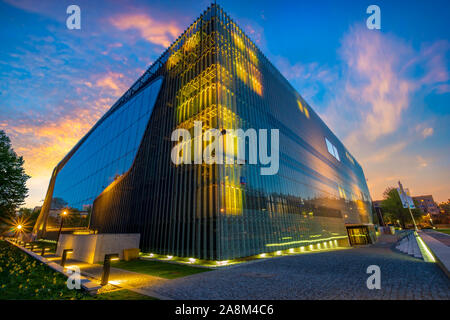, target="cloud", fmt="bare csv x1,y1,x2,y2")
421,127,434,138
110,13,181,47
360,141,407,165
416,156,429,168
242,20,267,49
1,99,112,178
95,72,127,96
338,26,417,141
275,57,338,102
277,24,449,202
